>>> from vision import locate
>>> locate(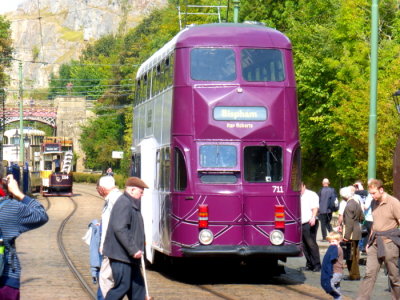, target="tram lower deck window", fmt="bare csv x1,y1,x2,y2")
244,146,282,182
